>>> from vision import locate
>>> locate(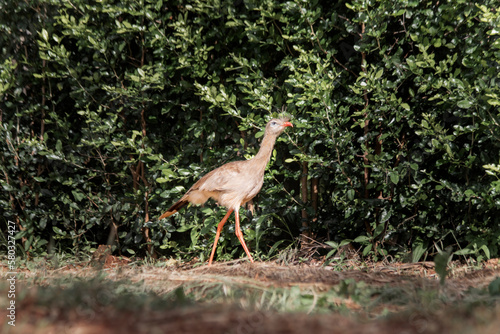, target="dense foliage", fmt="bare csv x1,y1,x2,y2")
1,0,499,262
